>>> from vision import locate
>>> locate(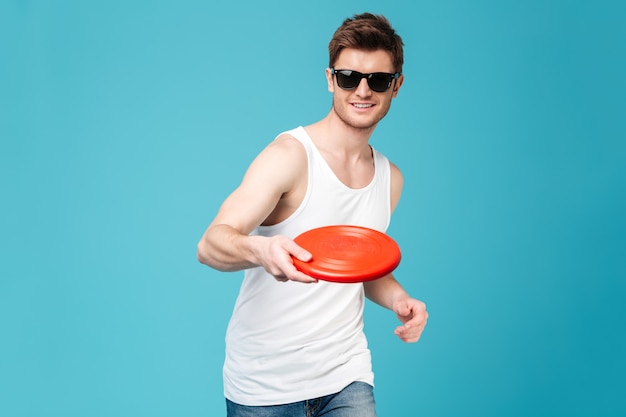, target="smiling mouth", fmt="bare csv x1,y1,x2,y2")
352,103,374,109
